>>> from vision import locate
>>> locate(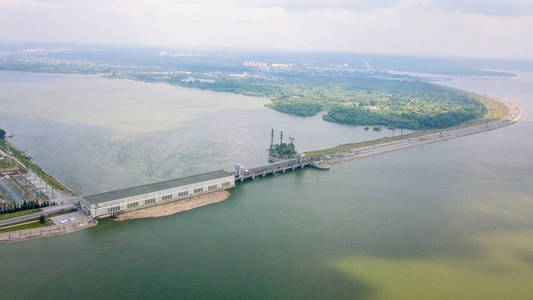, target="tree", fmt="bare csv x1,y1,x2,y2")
39,214,46,224
0,128,5,141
